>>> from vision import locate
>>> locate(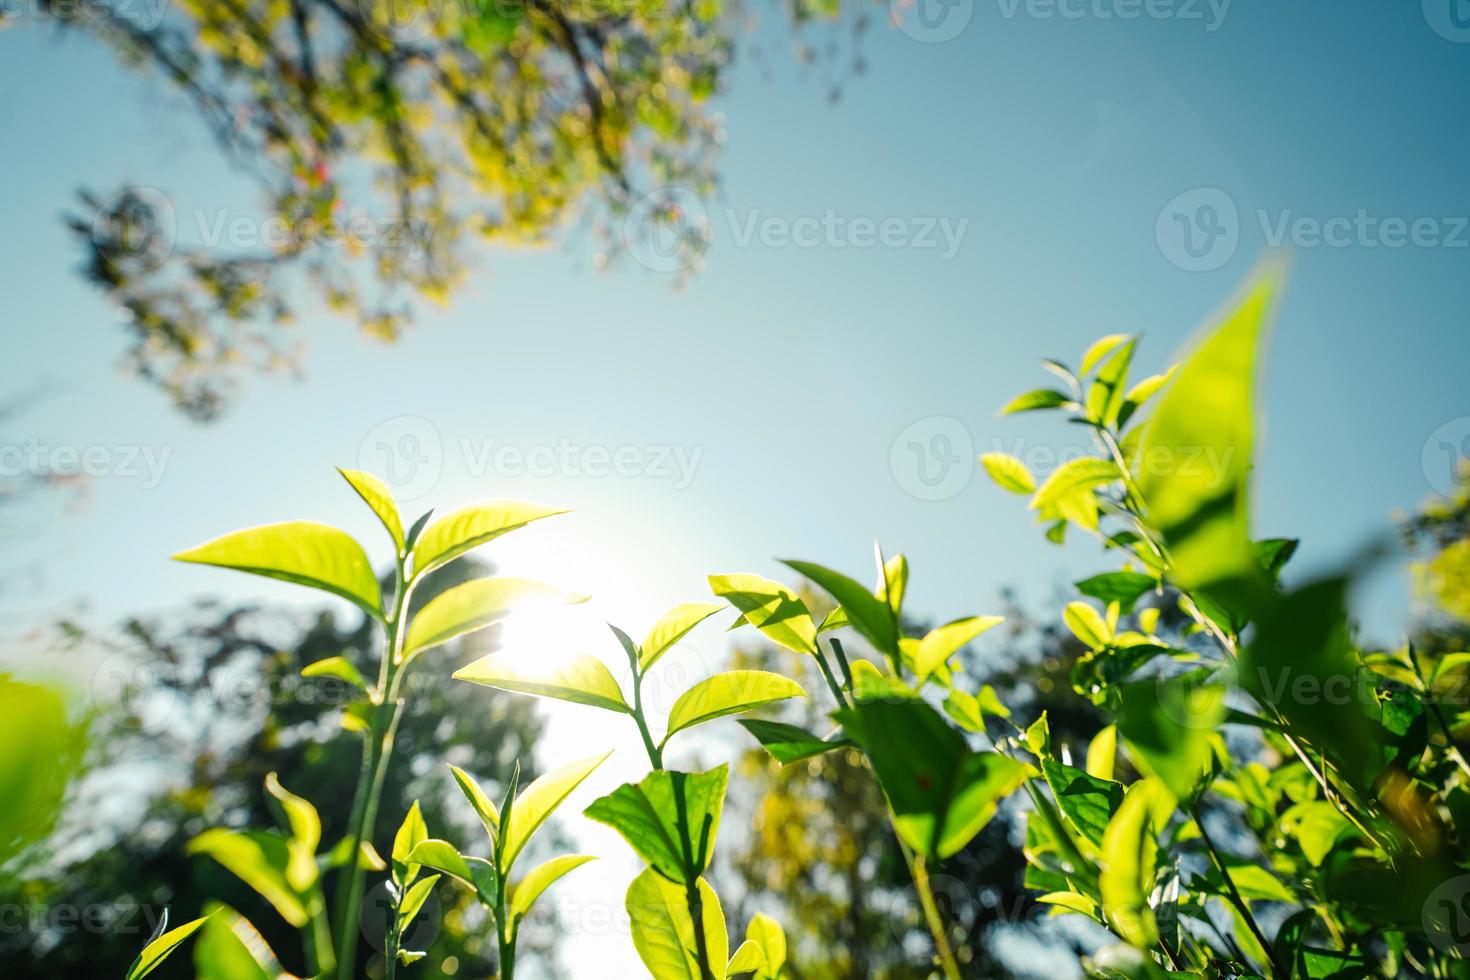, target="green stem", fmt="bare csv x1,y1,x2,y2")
907,847,963,980
384,899,401,980
496,856,515,980
631,667,664,770
334,558,415,980
813,640,850,709
1191,804,1281,978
